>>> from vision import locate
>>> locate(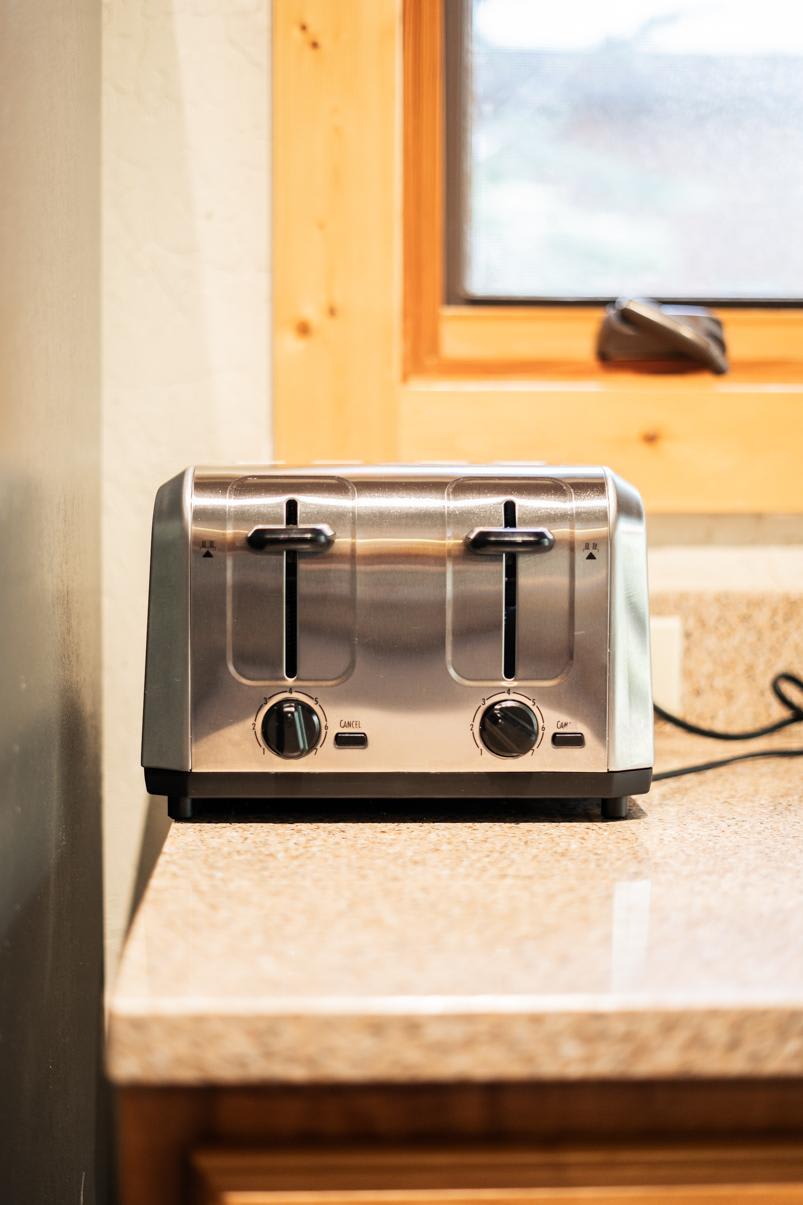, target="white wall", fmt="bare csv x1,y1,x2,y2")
103,0,271,971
